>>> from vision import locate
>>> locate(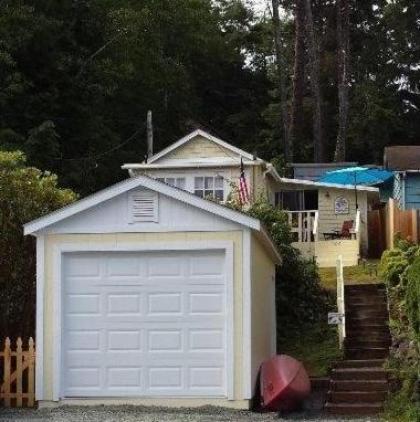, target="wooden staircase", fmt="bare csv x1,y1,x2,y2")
325,284,391,415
